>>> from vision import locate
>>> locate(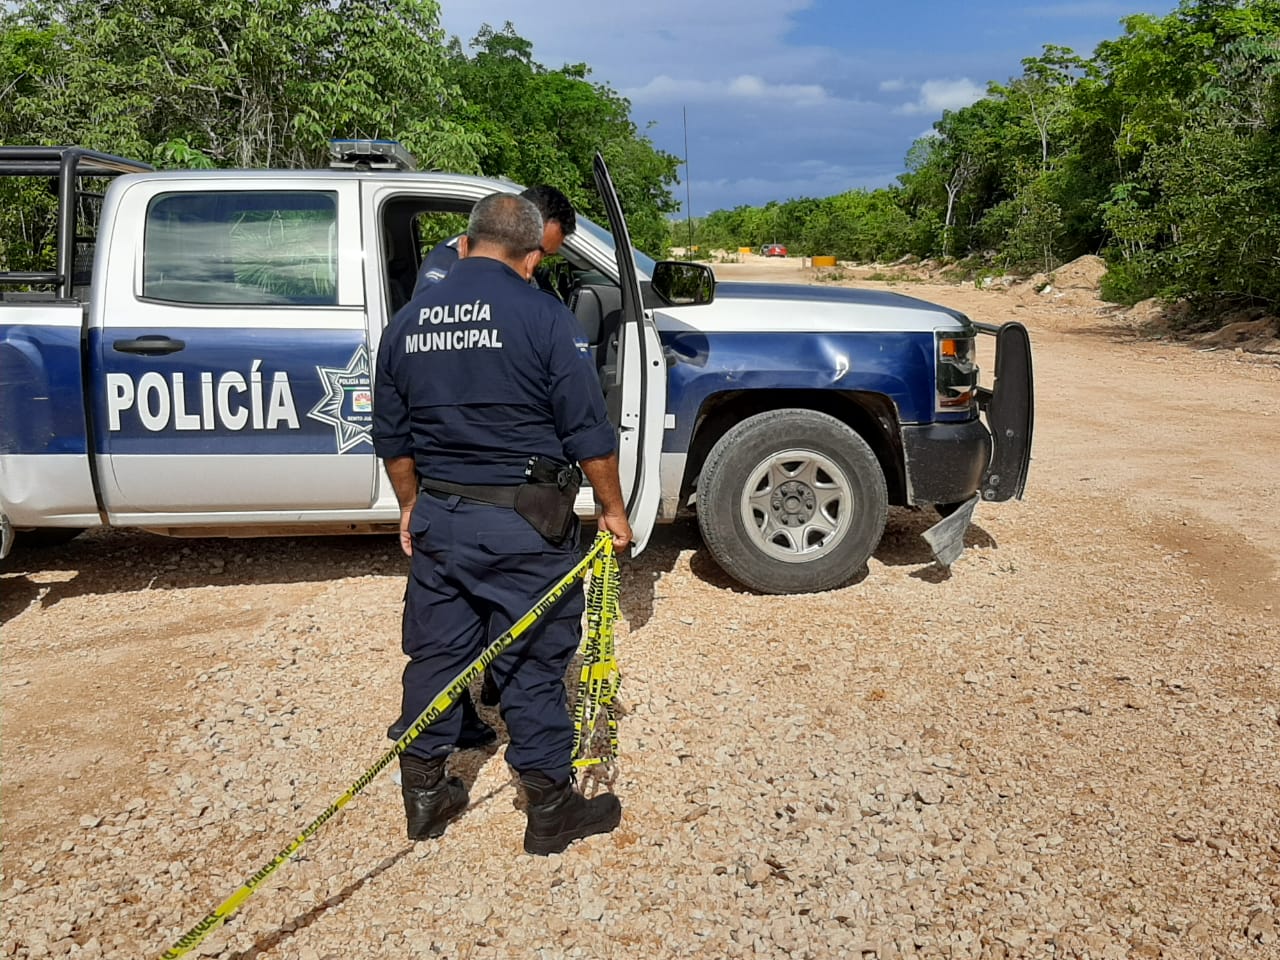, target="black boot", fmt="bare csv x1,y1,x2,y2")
400,754,468,840
455,689,497,750
520,771,621,856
